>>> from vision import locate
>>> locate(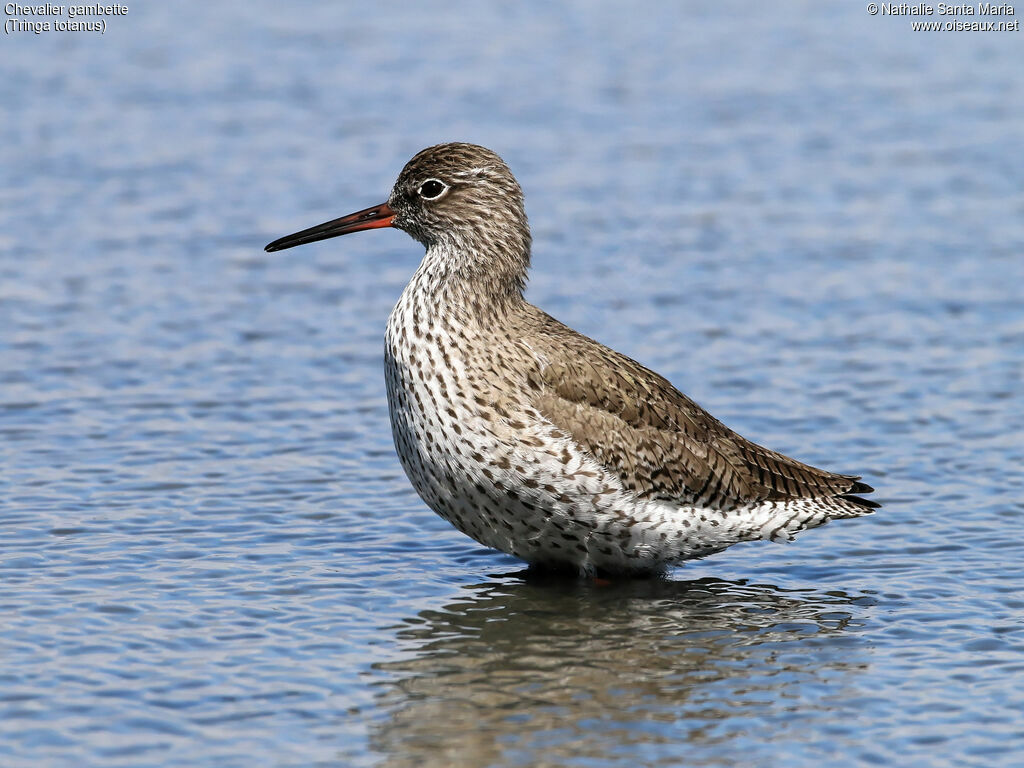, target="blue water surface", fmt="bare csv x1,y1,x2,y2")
2,2,1023,766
